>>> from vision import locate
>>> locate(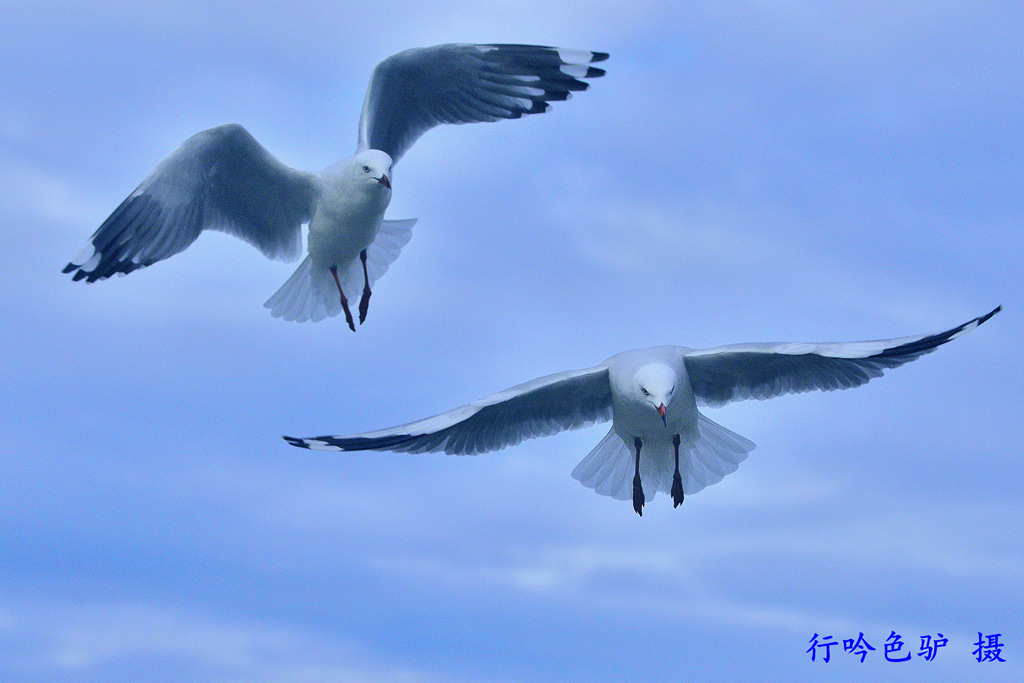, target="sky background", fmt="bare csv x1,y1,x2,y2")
1,1,1021,681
